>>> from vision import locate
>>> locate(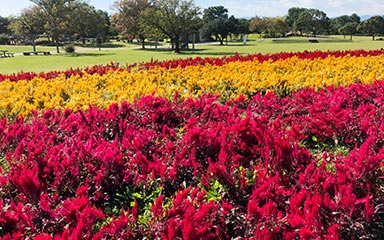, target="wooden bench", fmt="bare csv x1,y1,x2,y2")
23,51,51,56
